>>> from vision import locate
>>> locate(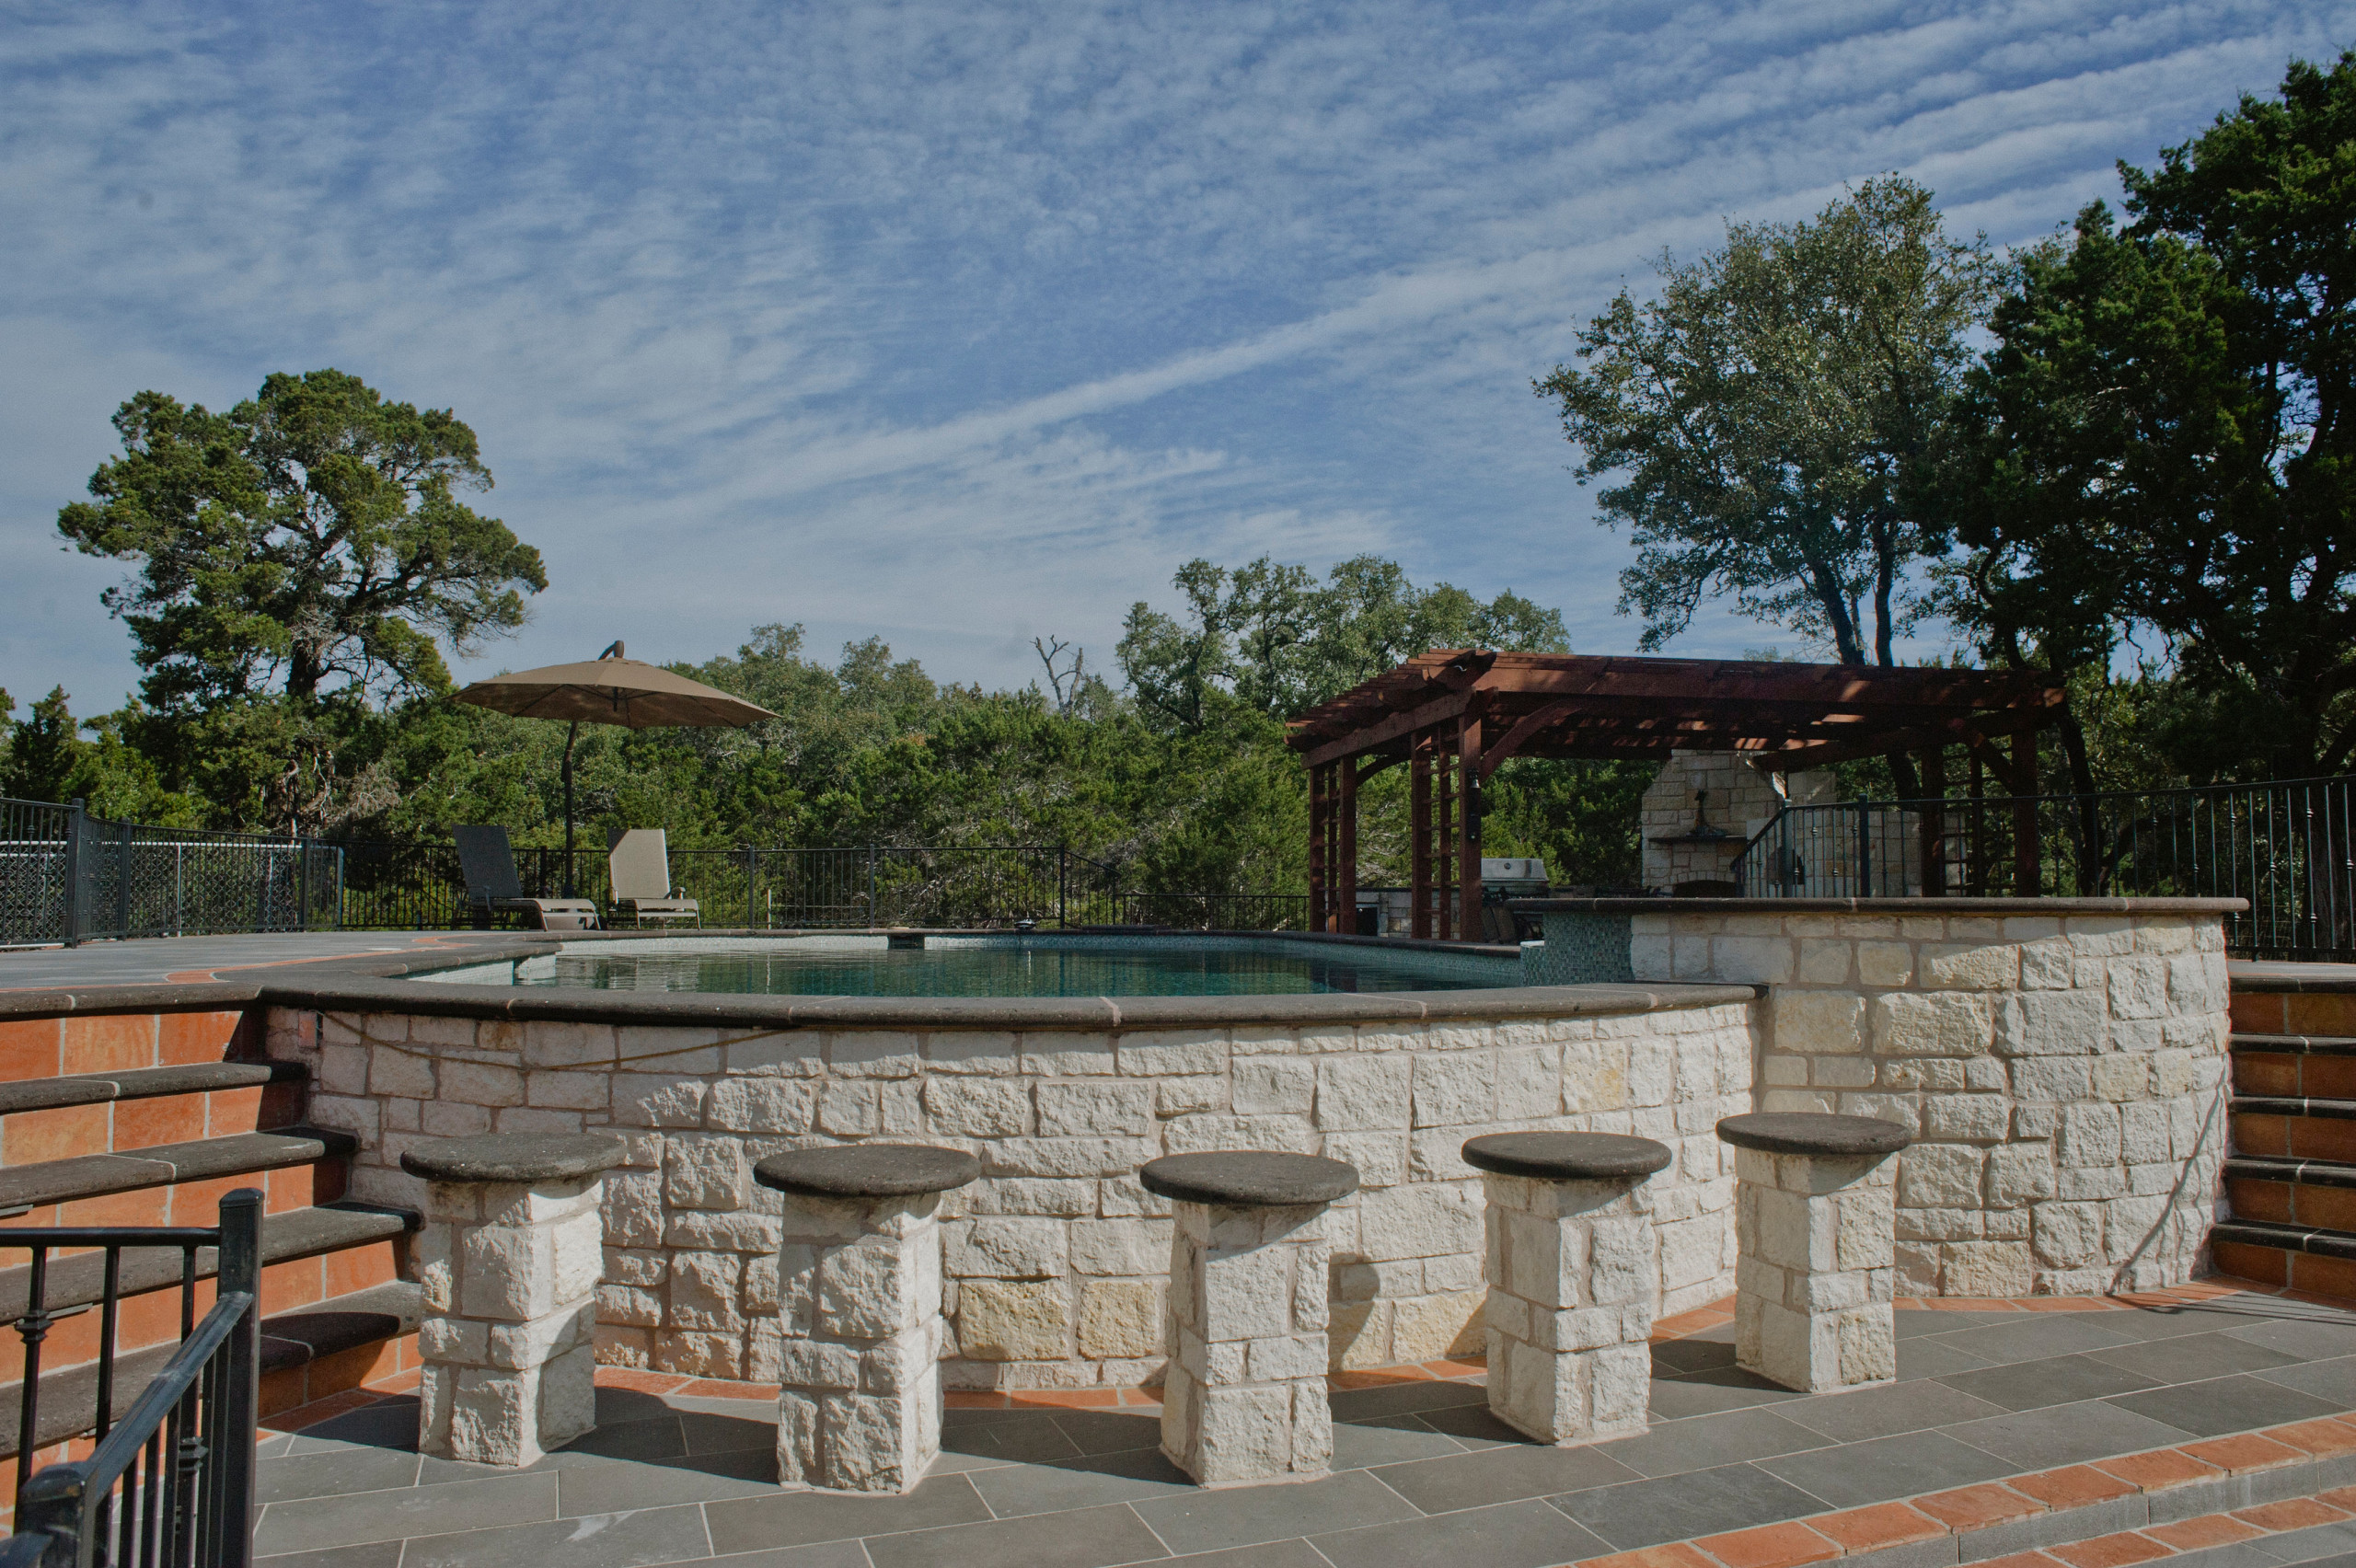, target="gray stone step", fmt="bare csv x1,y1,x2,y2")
0,1060,306,1118
0,1127,358,1216
0,1279,422,1458
0,1201,416,1320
